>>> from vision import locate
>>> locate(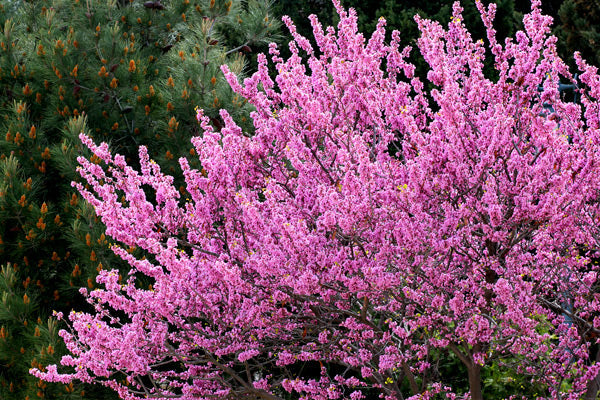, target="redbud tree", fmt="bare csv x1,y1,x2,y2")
32,0,600,399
